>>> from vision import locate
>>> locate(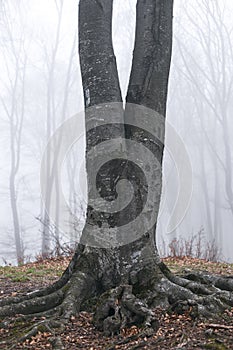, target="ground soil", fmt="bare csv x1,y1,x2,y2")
0,256,233,349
